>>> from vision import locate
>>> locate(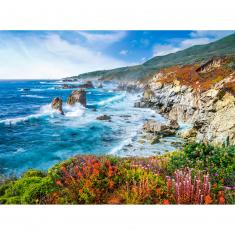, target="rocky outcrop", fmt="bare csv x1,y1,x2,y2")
137,60,235,145
67,89,86,107
117,82,143,92
96,115,111,121
179,128,197,139
57,81,94,90
51,97,64,115
143,119,178,137
78,81,94,89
